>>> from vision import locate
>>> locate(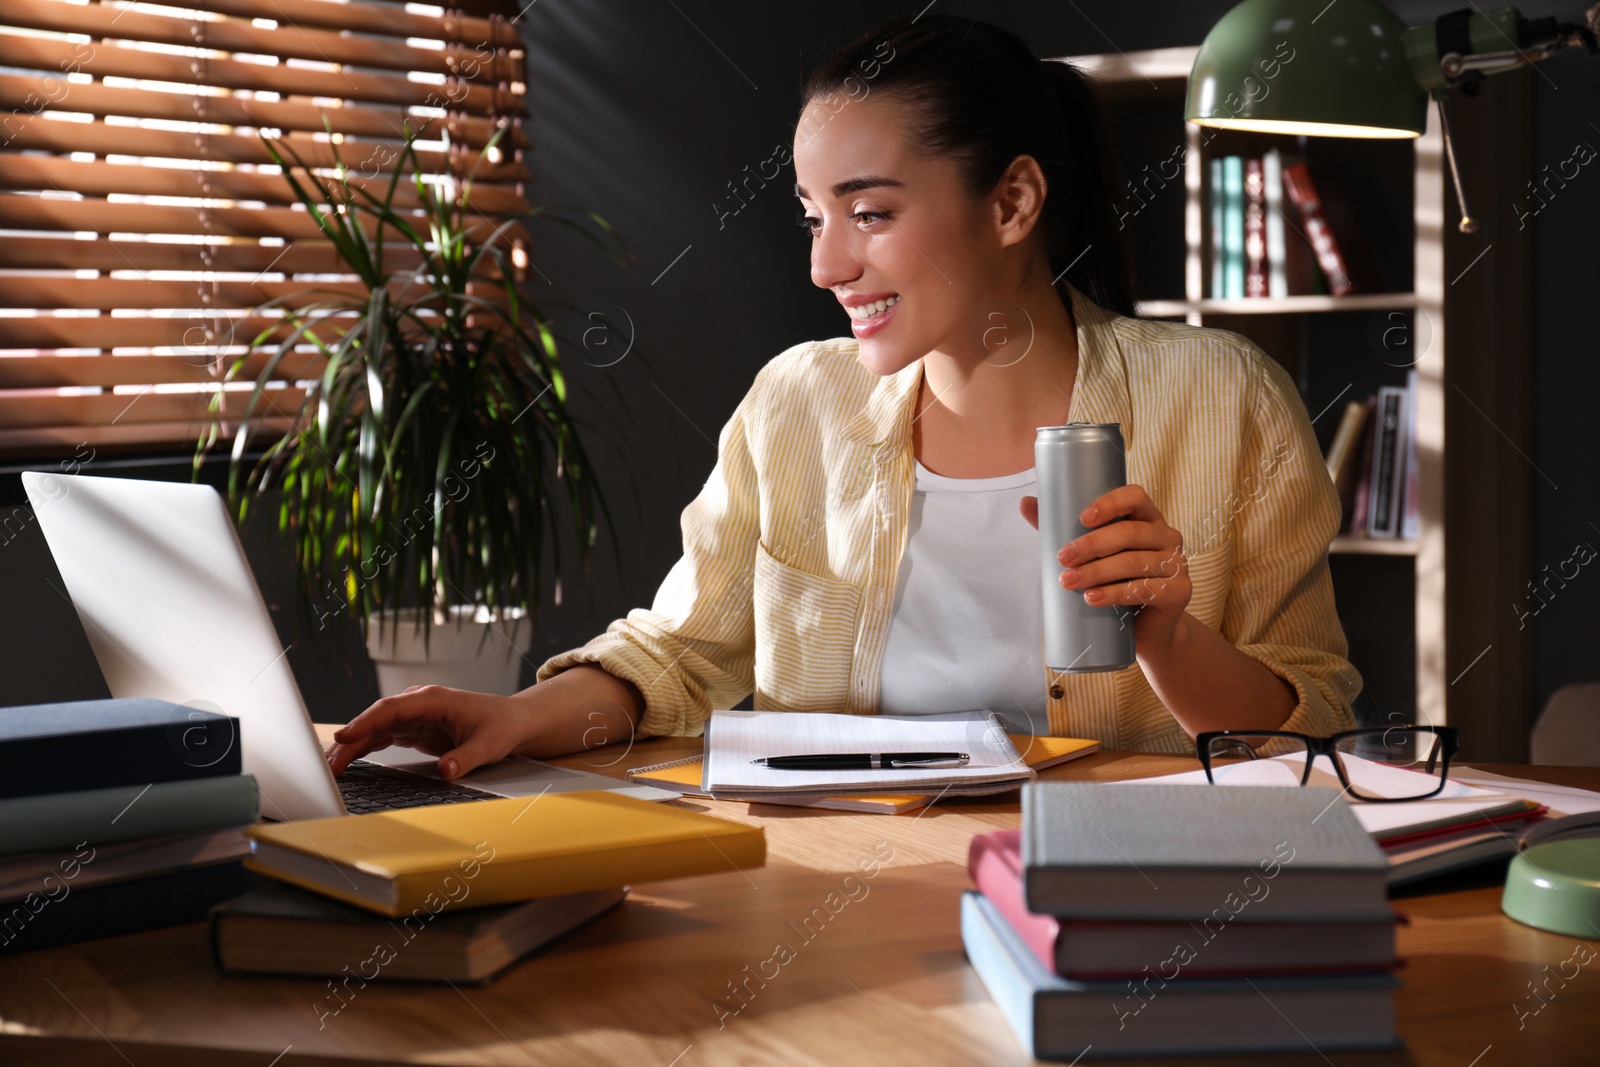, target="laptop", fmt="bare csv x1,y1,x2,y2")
21,471,670,821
